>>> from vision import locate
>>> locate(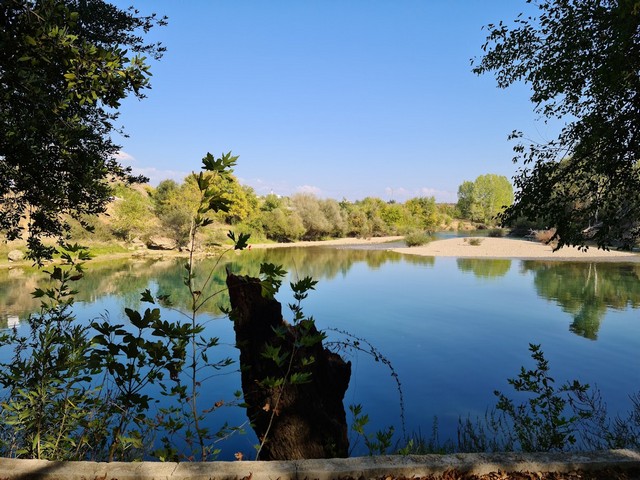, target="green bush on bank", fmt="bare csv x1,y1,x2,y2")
404,231,431,247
